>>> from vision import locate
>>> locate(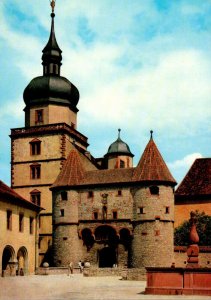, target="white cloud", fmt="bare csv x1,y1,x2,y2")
67,48,211,138
168,153,203,170
0,97,24,119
